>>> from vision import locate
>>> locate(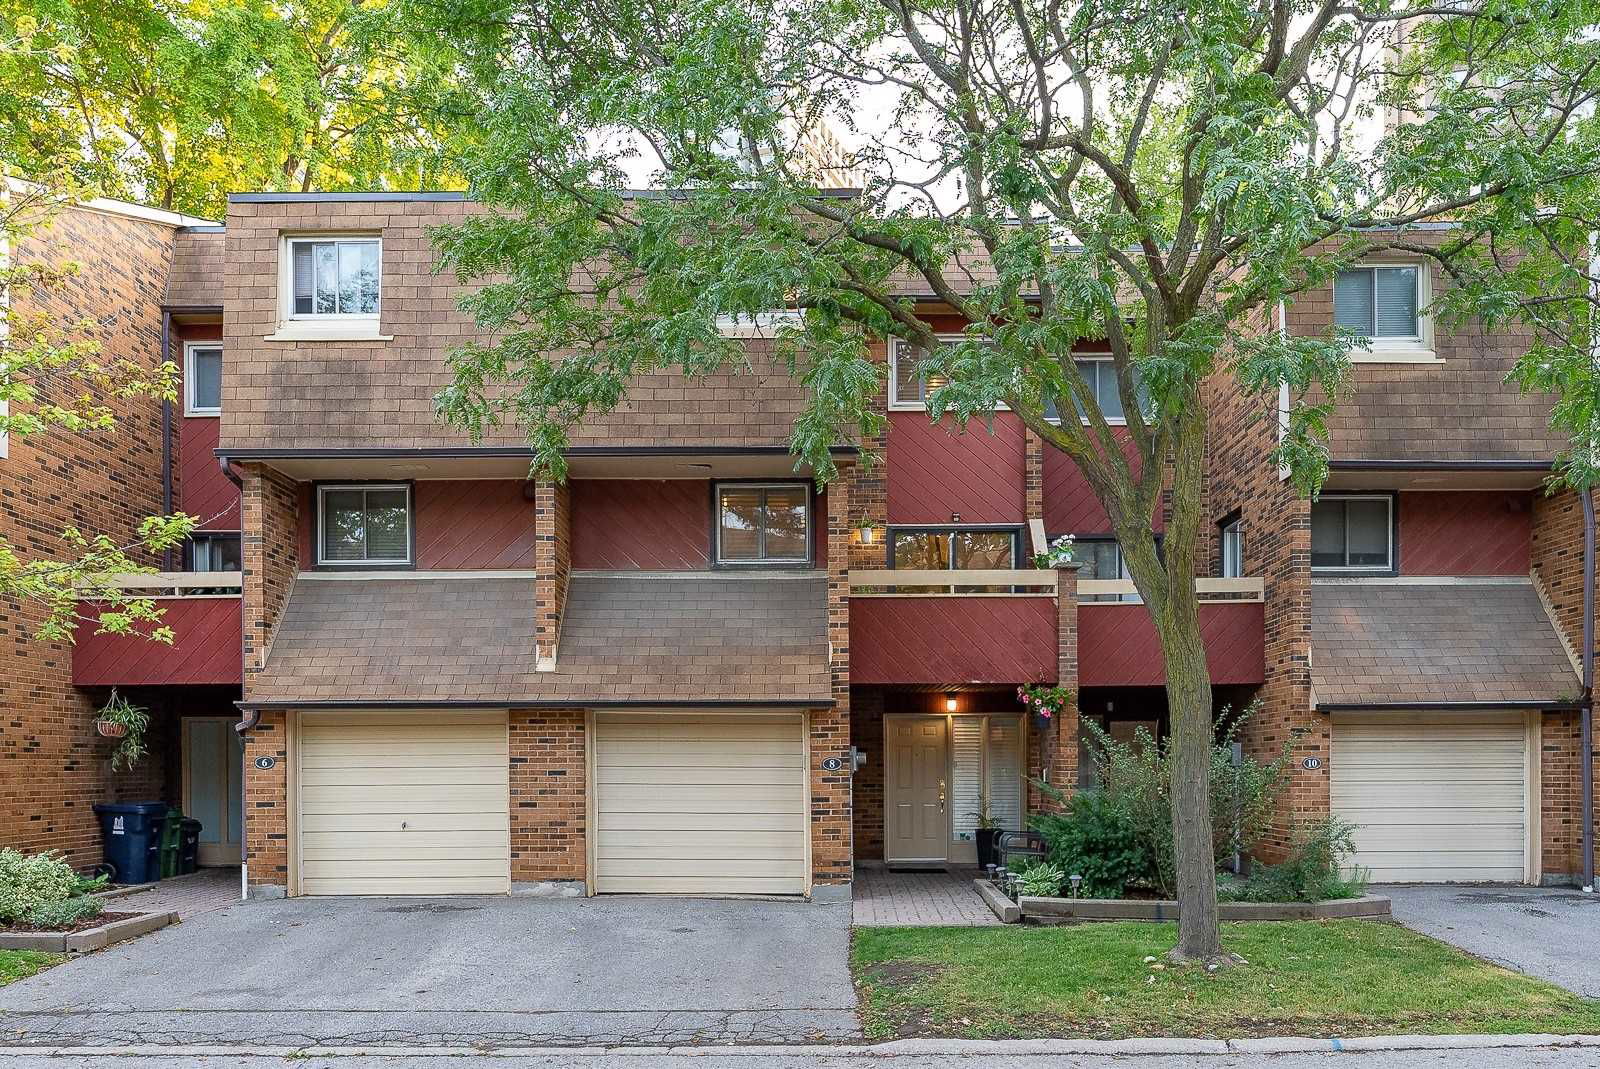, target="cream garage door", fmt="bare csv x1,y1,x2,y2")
1331,711,1530,883
297,711,510,895
594,713,808,895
